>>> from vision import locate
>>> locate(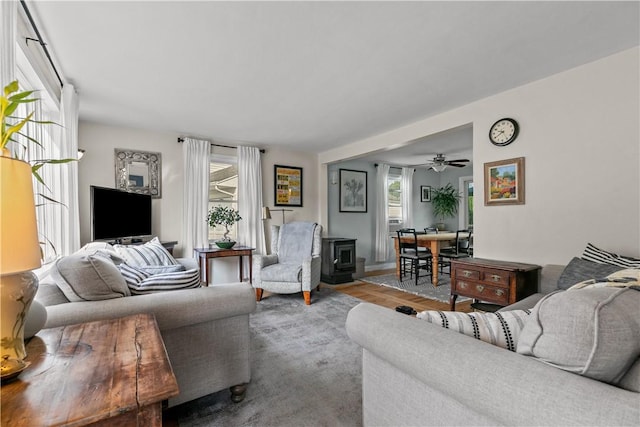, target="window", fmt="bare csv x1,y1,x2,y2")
15,52,62,262
459,176,474,230
208,156,238,241
387,172,402,224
